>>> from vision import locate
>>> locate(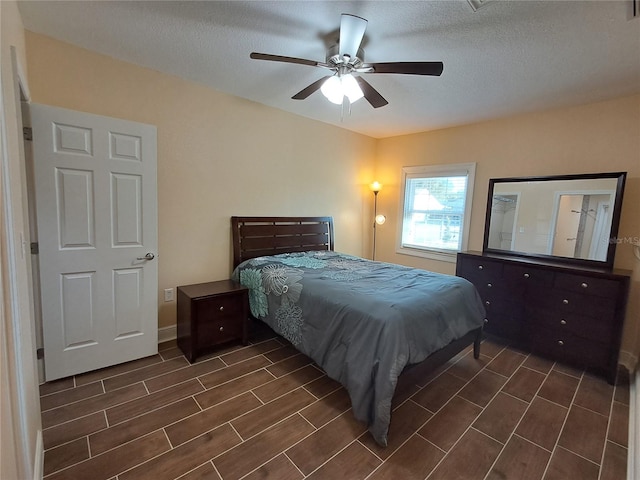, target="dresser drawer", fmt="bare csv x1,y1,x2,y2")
530,330,610,371
503,264,554,286
457,257,503,284
534,288,617,318
474,277,525,301
527,307,613,345
553,273,621,299
484,312,525,342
